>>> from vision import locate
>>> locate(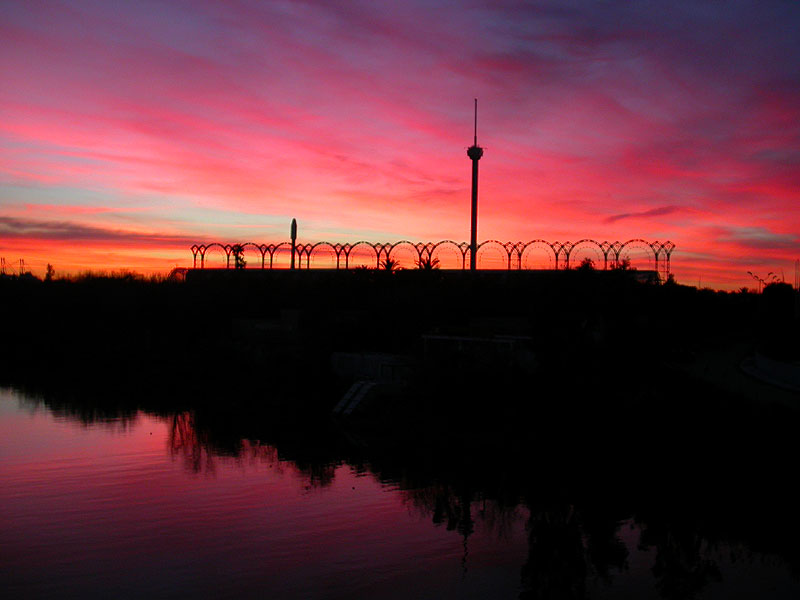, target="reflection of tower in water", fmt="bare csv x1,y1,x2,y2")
467,99,484,271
